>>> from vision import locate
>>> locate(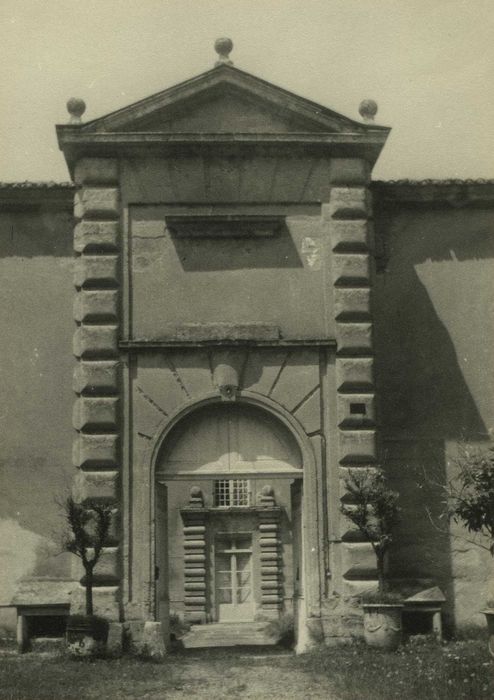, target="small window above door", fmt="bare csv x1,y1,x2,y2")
214,479,251,507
